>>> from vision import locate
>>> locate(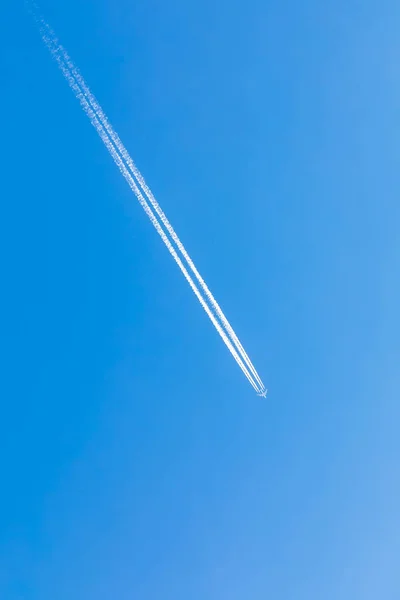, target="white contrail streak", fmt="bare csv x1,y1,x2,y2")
37,28,265,393
39,25,266,393
29,5,266,394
